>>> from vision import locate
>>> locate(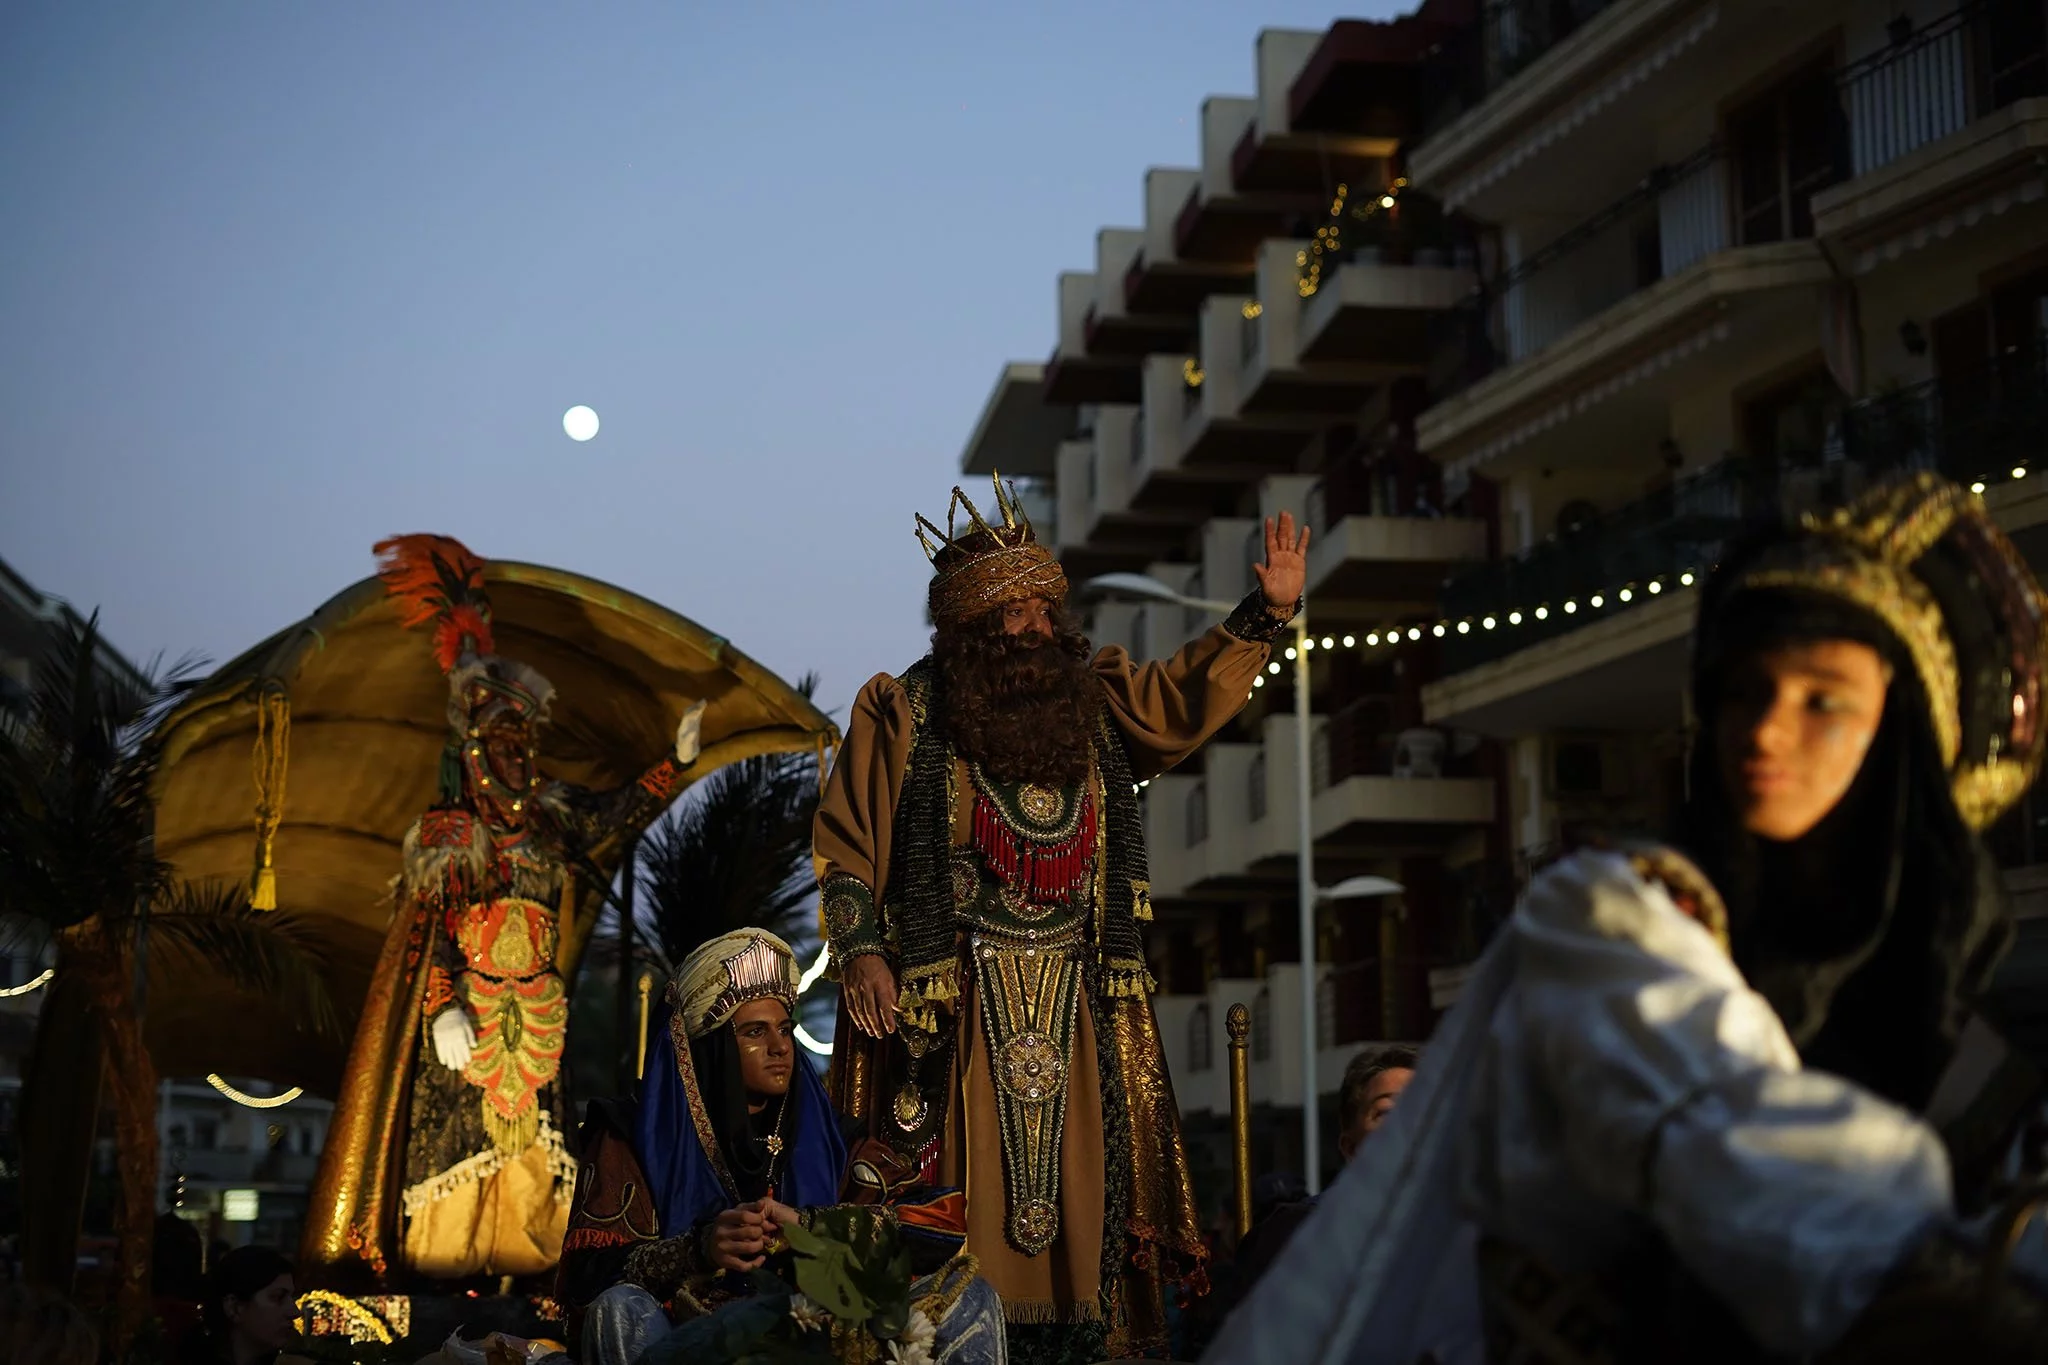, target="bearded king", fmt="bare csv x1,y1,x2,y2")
303,535,706,1283
815,475,1307,1358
